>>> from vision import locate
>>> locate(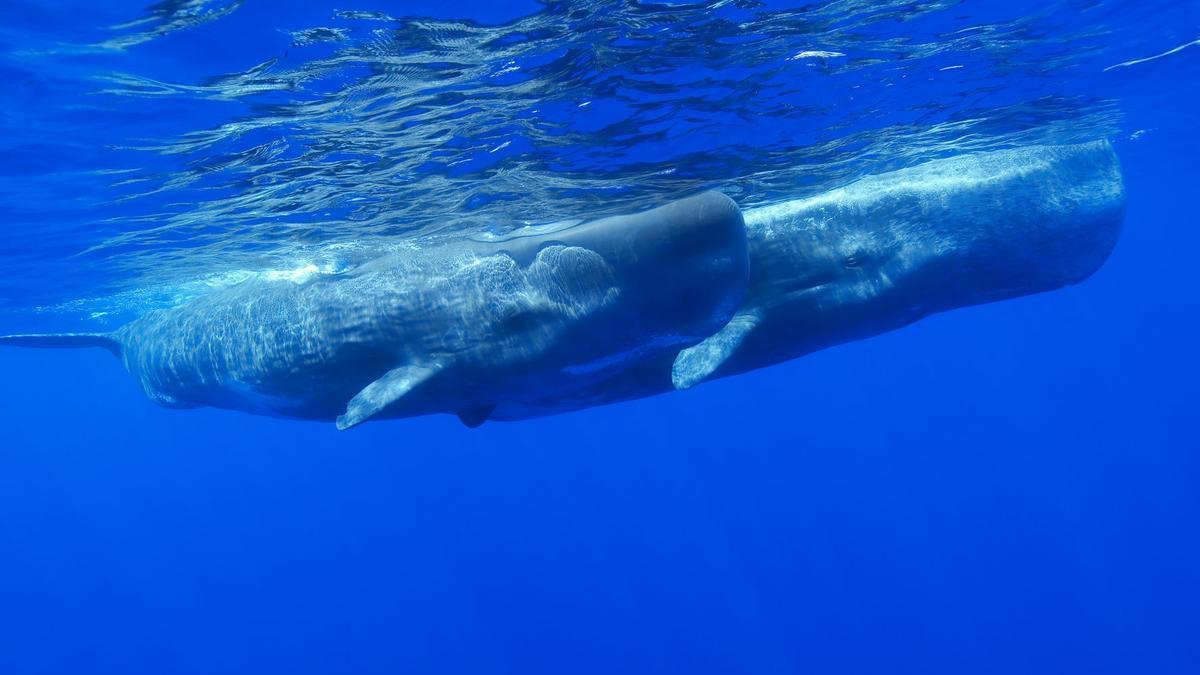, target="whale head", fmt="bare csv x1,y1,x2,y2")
894,140,1126,307
486,191,751,373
